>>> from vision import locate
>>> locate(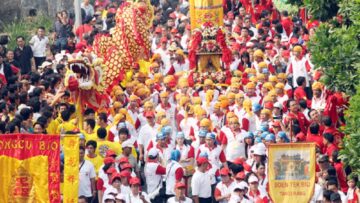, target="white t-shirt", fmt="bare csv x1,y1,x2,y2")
191,170,212,198
167,196,193,203
125,192,151,203
29,35,49,57
79,160,96,197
